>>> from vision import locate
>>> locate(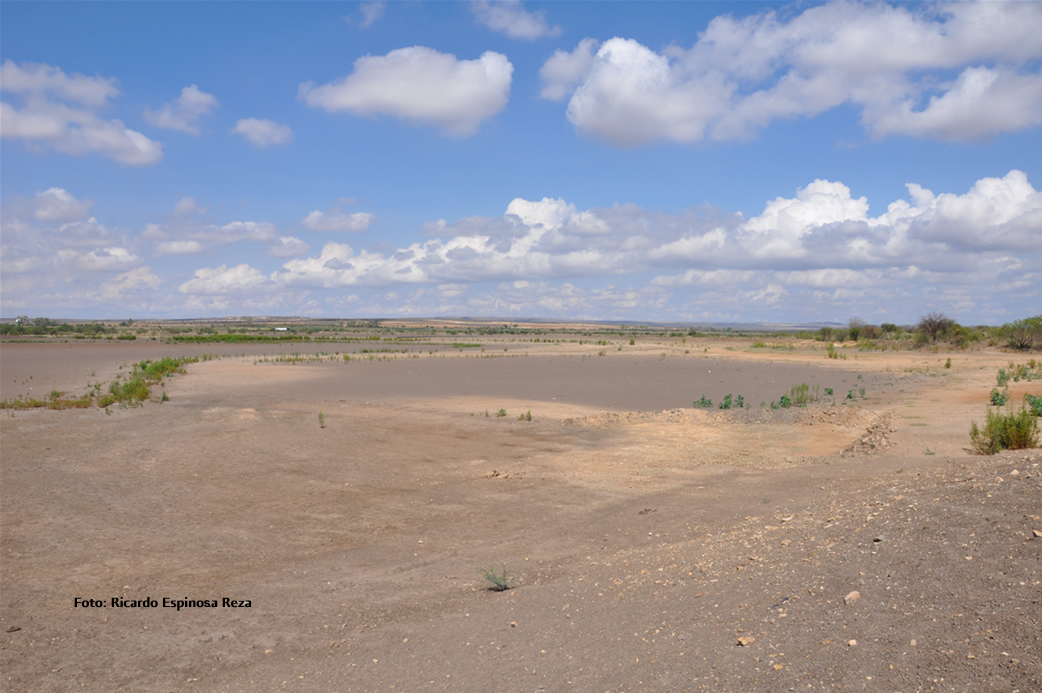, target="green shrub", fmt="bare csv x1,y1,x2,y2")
969,407,1039,454
719,394,733,409
497,408,507,417
997,368,1010,387
824,388,834,396
479,564,516,592
1026,394,1042,417
990,389,1009,406
778,395,792,409
693,395,713,408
